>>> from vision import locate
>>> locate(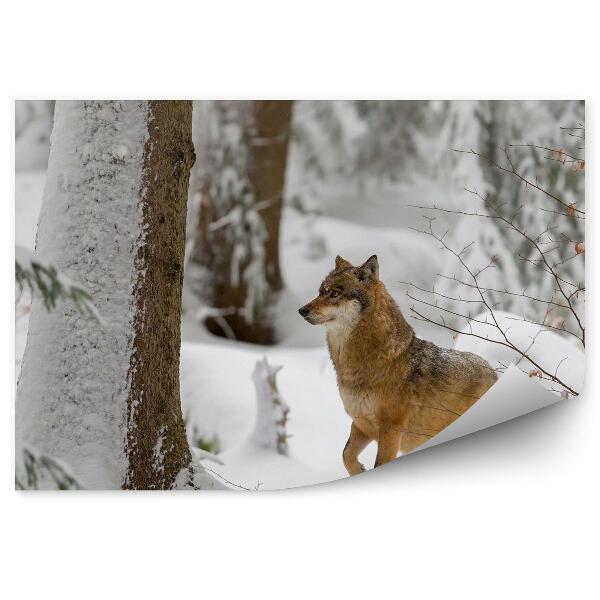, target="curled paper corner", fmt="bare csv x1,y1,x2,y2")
409,365,567,454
